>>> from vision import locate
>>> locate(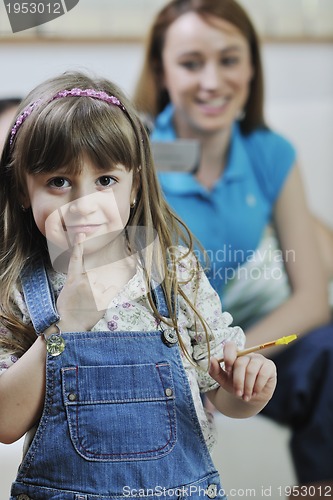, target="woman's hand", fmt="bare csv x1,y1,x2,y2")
208,341,277,413
56,233,105,332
